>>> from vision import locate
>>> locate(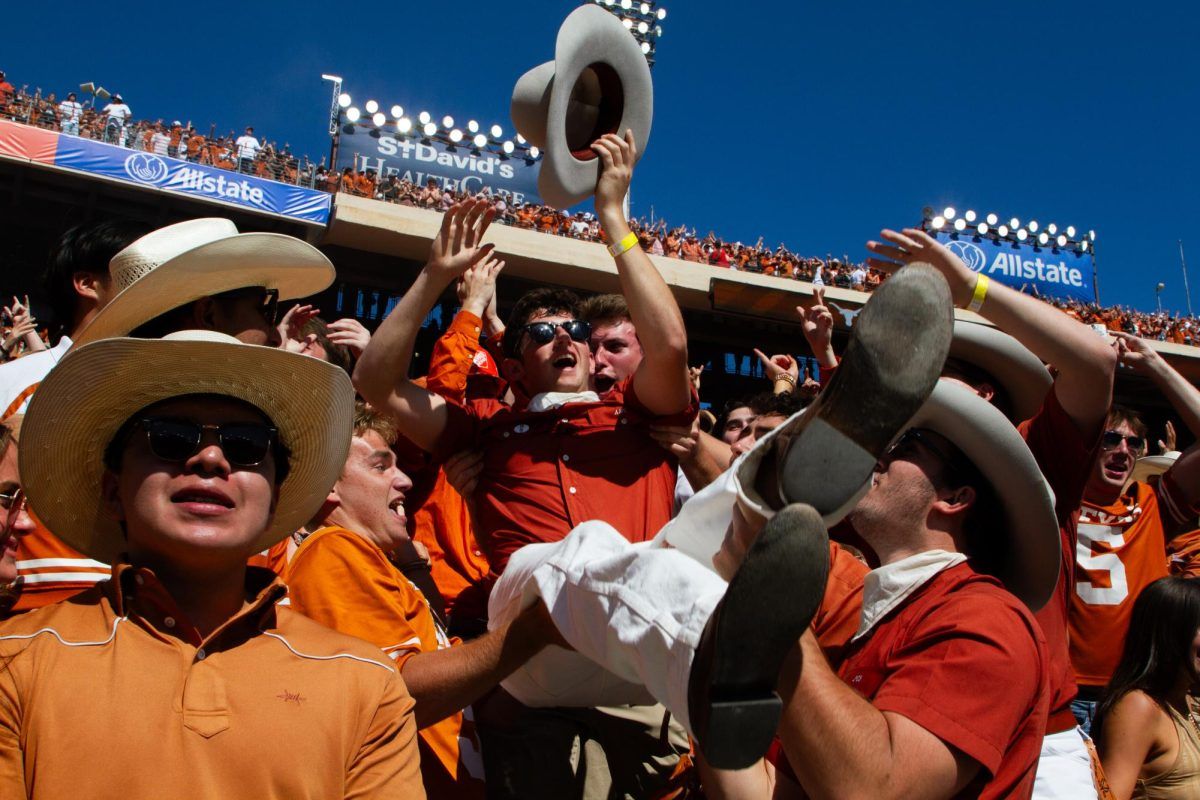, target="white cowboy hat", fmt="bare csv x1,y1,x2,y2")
731,382,1059,611
73,218,335,346
19,330,353,564
947,321,1052,423
511,4,653,209
1129,452,1180,486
